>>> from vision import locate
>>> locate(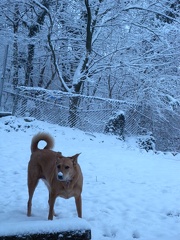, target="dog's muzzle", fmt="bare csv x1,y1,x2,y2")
57,172,64,181
57,171,71,182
